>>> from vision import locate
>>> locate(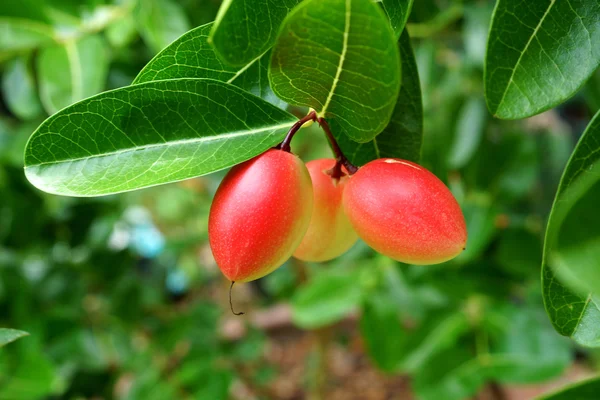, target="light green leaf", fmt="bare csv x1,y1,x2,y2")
0,328,29,347
137,0,191,54
2,55,44,120
134,22,284,107
542,111,600,345
336,29,422,165
269,0,401,143
37,35,109,114
292,270,363,329
379,0,414,37
537,375,600,400
0,18,56,61
209,0,301,66
447,97,487,169
485,0,600,119
24,78,297,197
